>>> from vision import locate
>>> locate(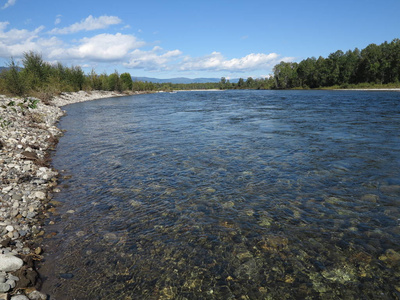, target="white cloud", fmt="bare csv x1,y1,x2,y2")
55,15,62,25
124,47,182,70
56,33,145,62
0,22,51,57
2,0,16,9
179,52,287,72
0,18,293,76
50,15,122,35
